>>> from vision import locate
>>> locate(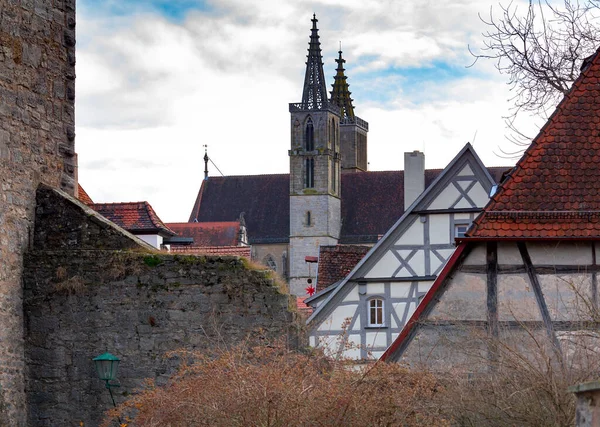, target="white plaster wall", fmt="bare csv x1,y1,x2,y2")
320,304,357,332
429,214,450,244
390,283,412,298
366,332,387,348
467,181,490,205
457,164,474,176
527,241,592,265
367,282,385,295
138,234,163,249
463,244,486,265
539,273,593,321
343,285,360,302
497,242,523,265
395,220,423,245
428,184,462,210
454,213,471,220
497,273,541,321
429,272,487,321
364,251,398,278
